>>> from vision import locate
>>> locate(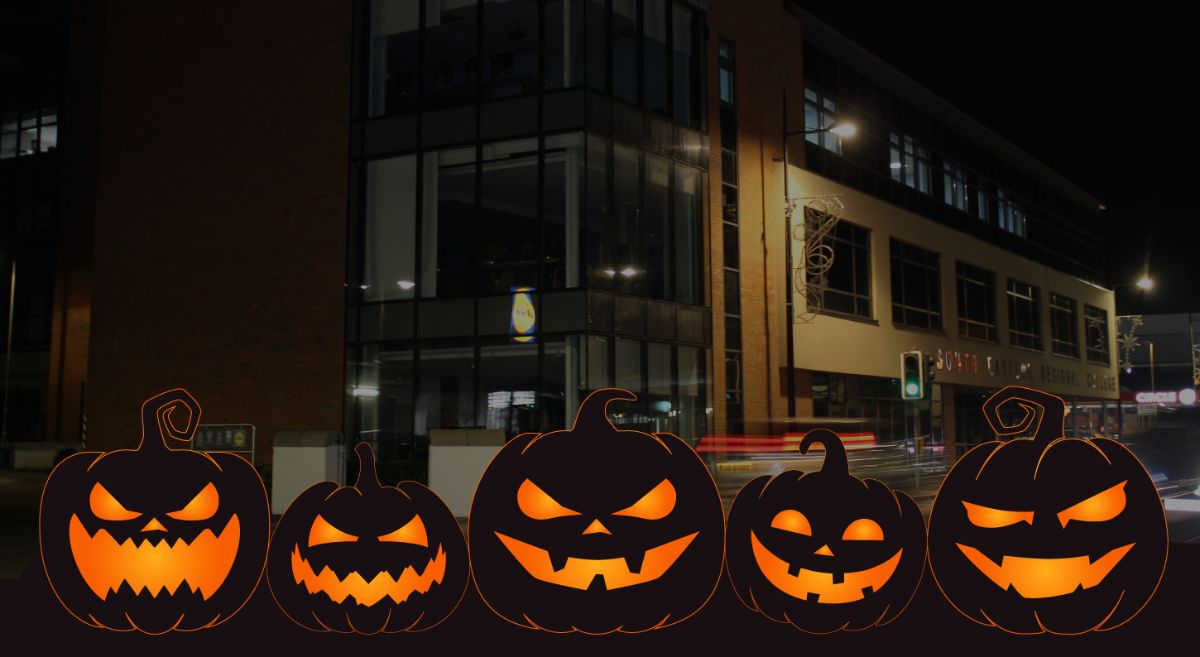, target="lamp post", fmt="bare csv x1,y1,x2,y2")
781,89,856,417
